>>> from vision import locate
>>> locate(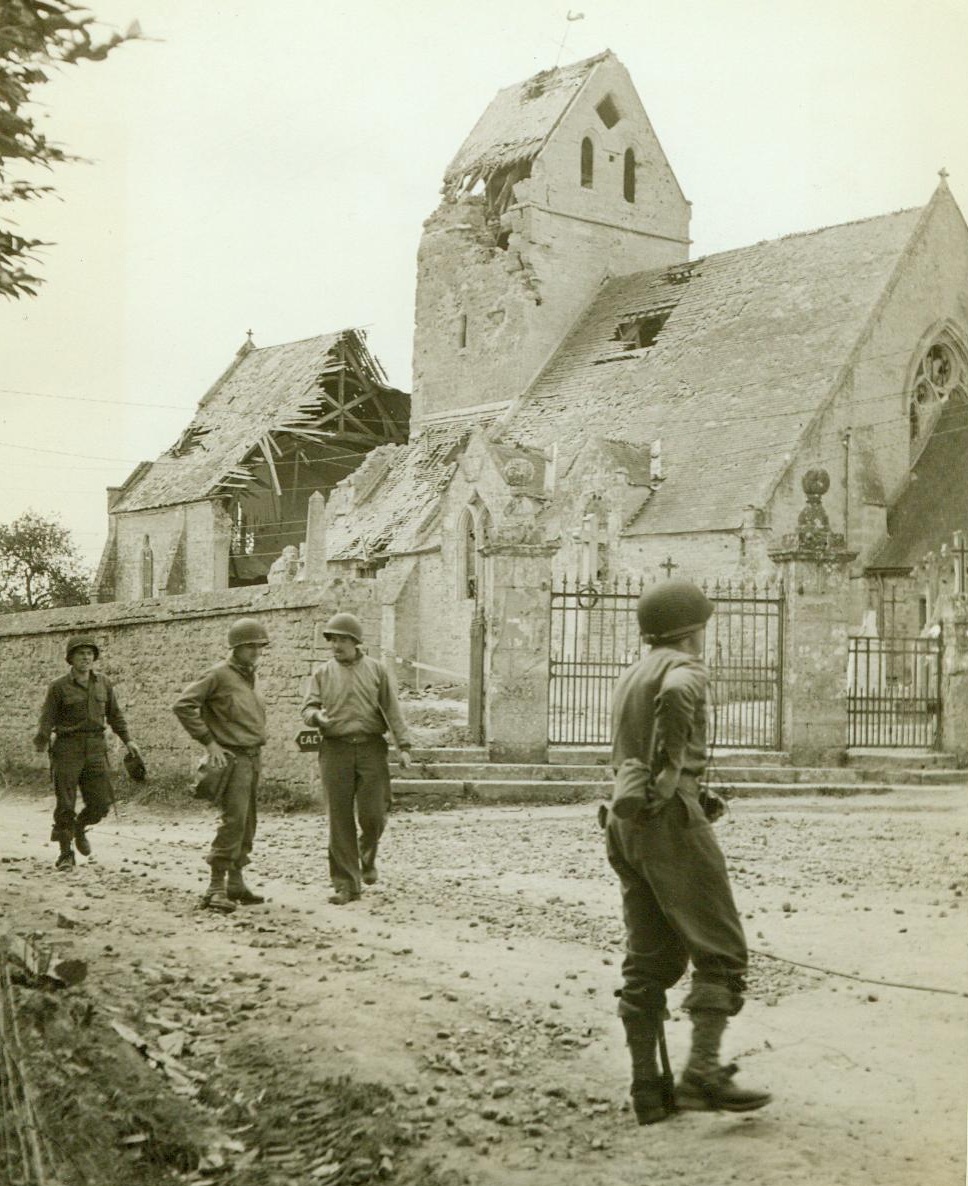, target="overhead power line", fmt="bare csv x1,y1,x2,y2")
0,386,194,412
